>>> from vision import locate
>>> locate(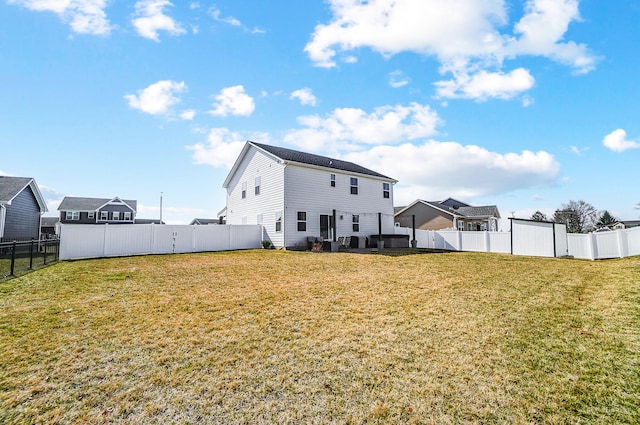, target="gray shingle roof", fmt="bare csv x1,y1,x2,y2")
251,142,393,180
0,176,33,203
423,200,500,218
41,217,60,226
58,196,137,212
